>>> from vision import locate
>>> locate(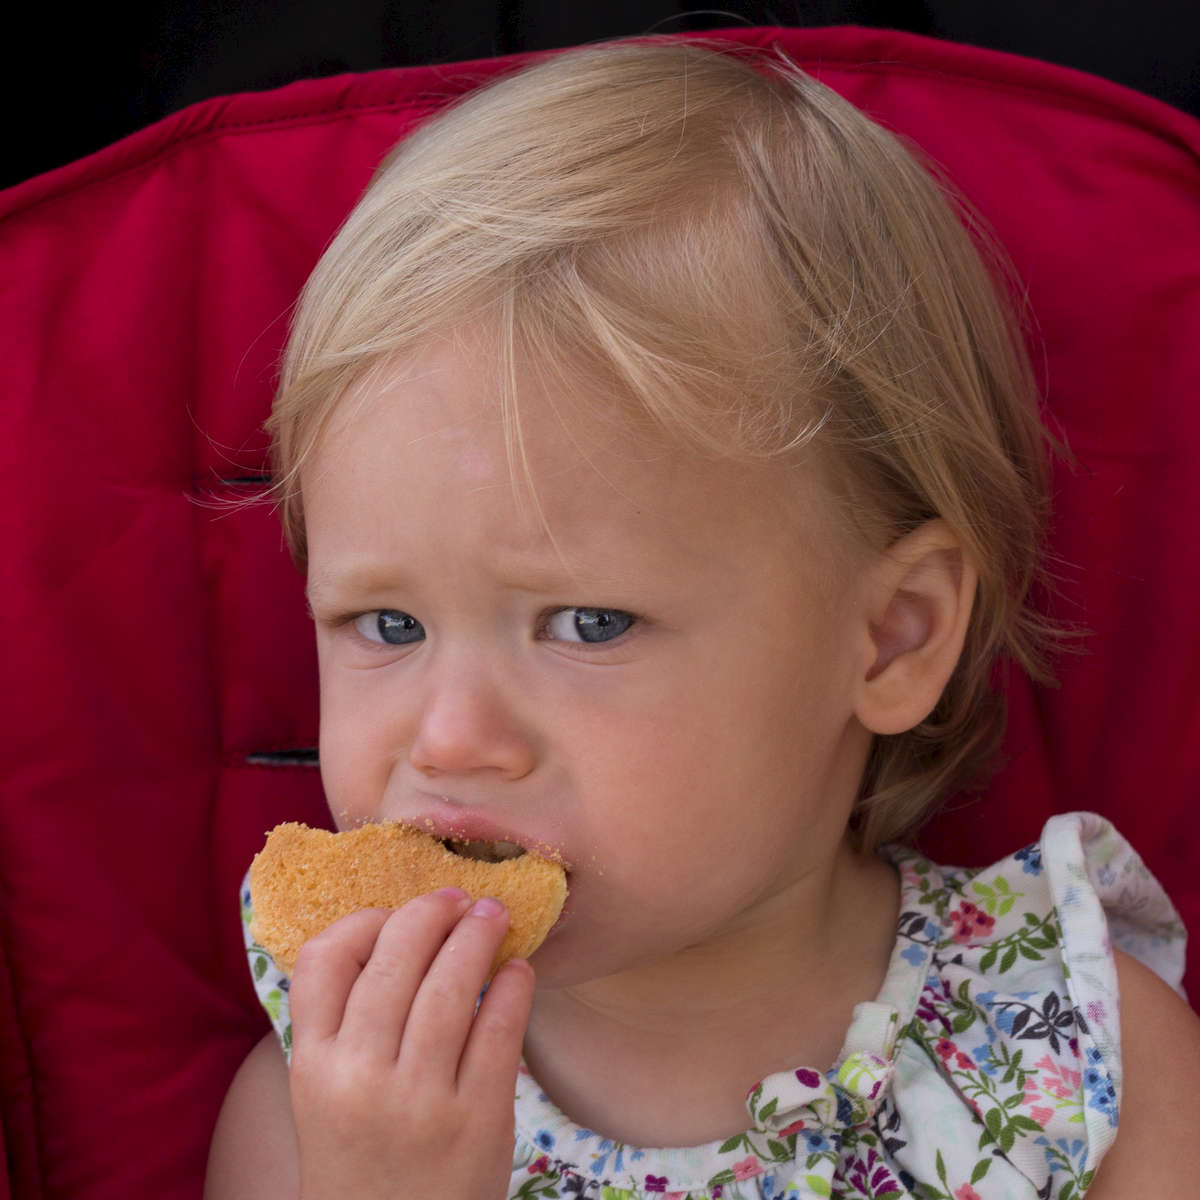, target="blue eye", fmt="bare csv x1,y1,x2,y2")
353,610,425,646
545,608,635,644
